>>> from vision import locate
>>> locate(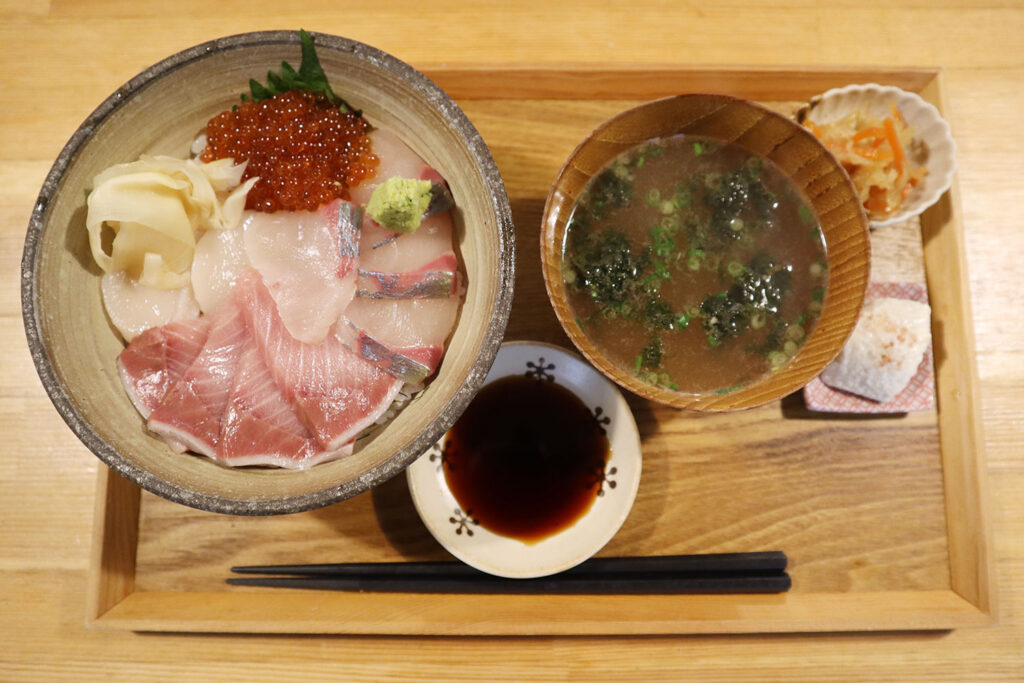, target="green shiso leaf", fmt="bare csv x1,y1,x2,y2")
241,29,358,114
